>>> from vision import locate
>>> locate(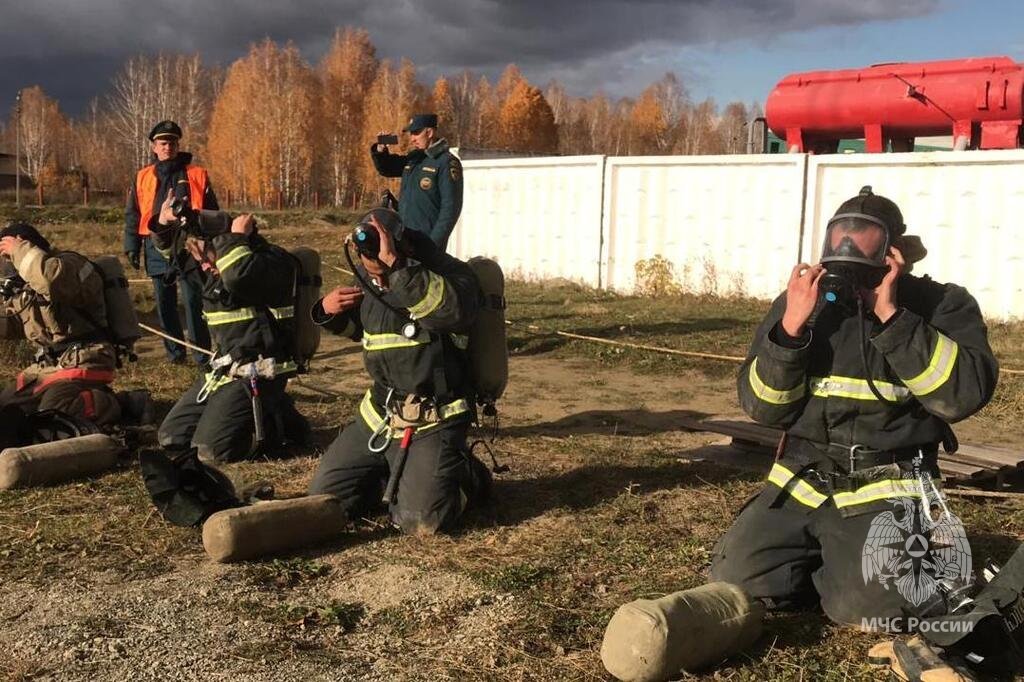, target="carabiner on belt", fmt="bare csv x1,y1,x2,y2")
367,387,396,453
